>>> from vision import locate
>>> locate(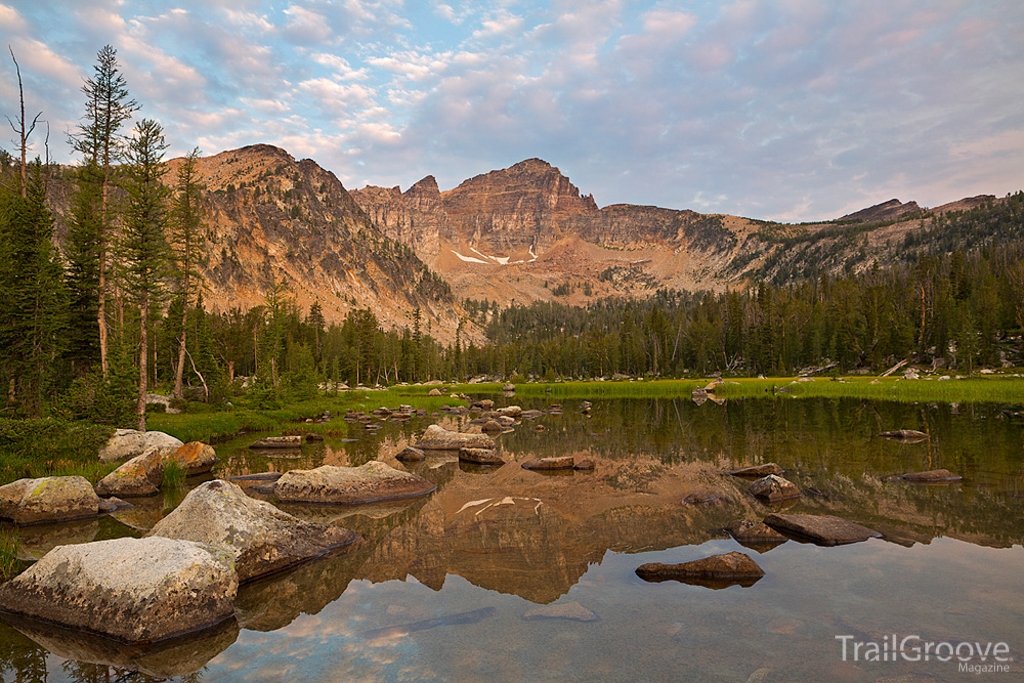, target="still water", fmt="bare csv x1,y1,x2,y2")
2,396,1023,682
